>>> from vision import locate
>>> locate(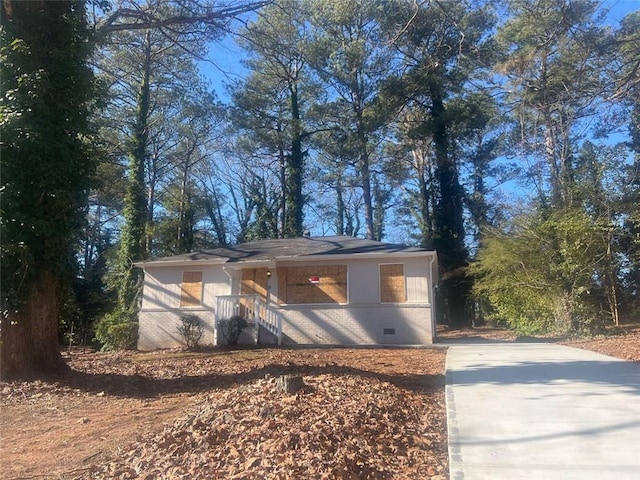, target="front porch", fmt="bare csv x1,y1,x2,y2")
215,295,283,346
